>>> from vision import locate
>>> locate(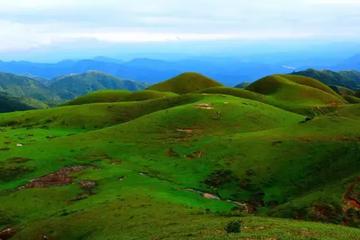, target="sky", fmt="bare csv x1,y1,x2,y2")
0,0,360,61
